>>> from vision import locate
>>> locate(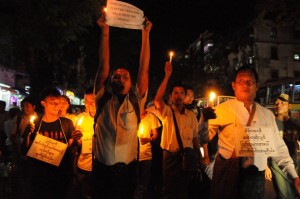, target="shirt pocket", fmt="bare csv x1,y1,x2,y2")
120,110,137,130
